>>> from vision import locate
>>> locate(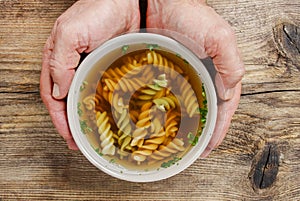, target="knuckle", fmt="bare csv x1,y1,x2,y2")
217,24,235,41
236,66,246,78
54,17,75,41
